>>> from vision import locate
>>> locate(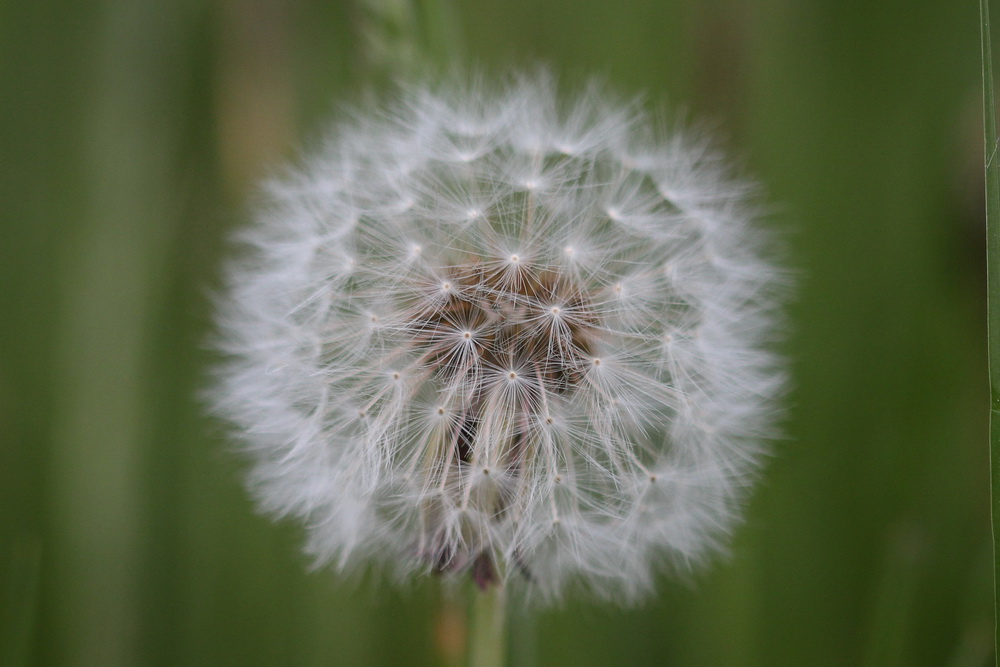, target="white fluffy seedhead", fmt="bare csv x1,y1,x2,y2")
211,73,786,605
